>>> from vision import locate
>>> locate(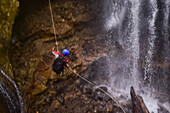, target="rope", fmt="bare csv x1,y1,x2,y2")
48,0,58,51
69,67,126,113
